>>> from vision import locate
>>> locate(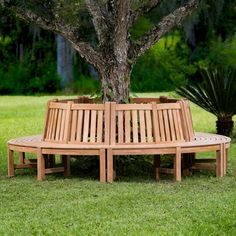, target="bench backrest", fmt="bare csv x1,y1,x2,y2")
43,100,72,143
110,102,185,145
69,103,110,145
132,97,194,142
43,100,110,145
152,102,185,142
43,97,194,145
